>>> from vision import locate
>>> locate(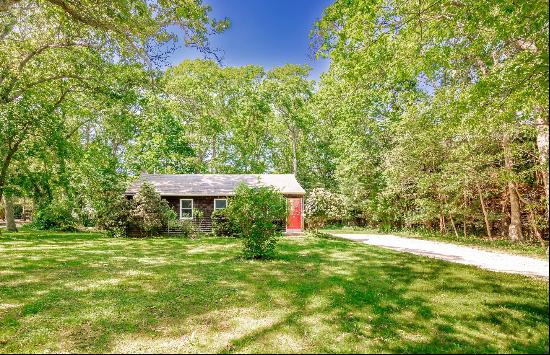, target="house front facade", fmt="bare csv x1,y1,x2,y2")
124,173,305,233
